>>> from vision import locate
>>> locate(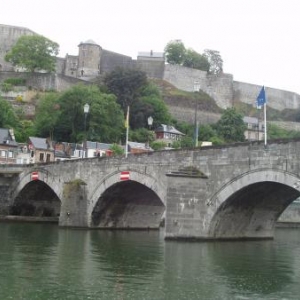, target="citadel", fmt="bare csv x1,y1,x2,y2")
1,24,300,128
